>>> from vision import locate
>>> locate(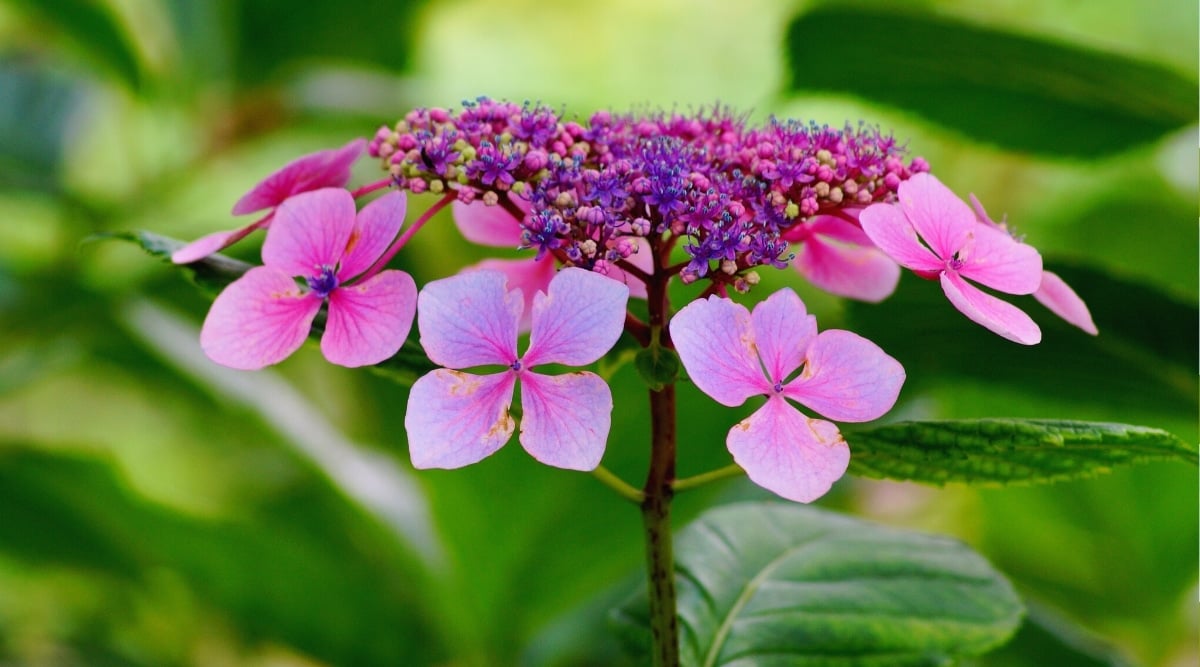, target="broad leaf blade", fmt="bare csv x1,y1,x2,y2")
784,7,1196,157
614,502,1023,666
847,419,1196,486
